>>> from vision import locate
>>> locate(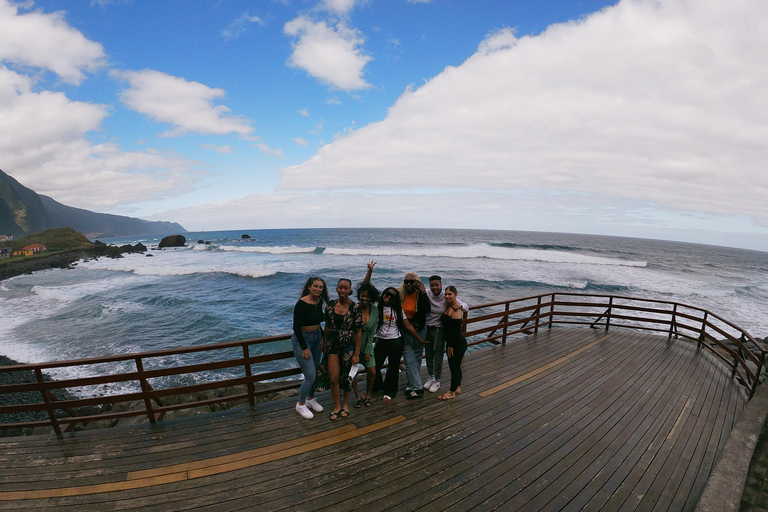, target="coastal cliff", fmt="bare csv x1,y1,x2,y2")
0,168,186,238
